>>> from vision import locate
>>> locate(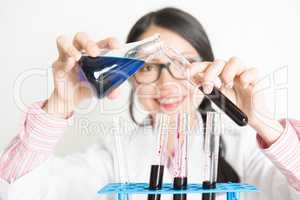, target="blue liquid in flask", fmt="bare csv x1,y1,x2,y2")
79,56,145,98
